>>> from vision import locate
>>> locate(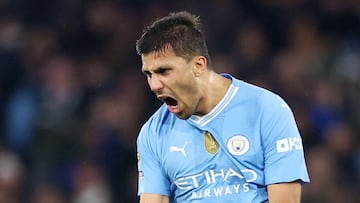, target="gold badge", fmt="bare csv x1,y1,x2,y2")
204,131,219,154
